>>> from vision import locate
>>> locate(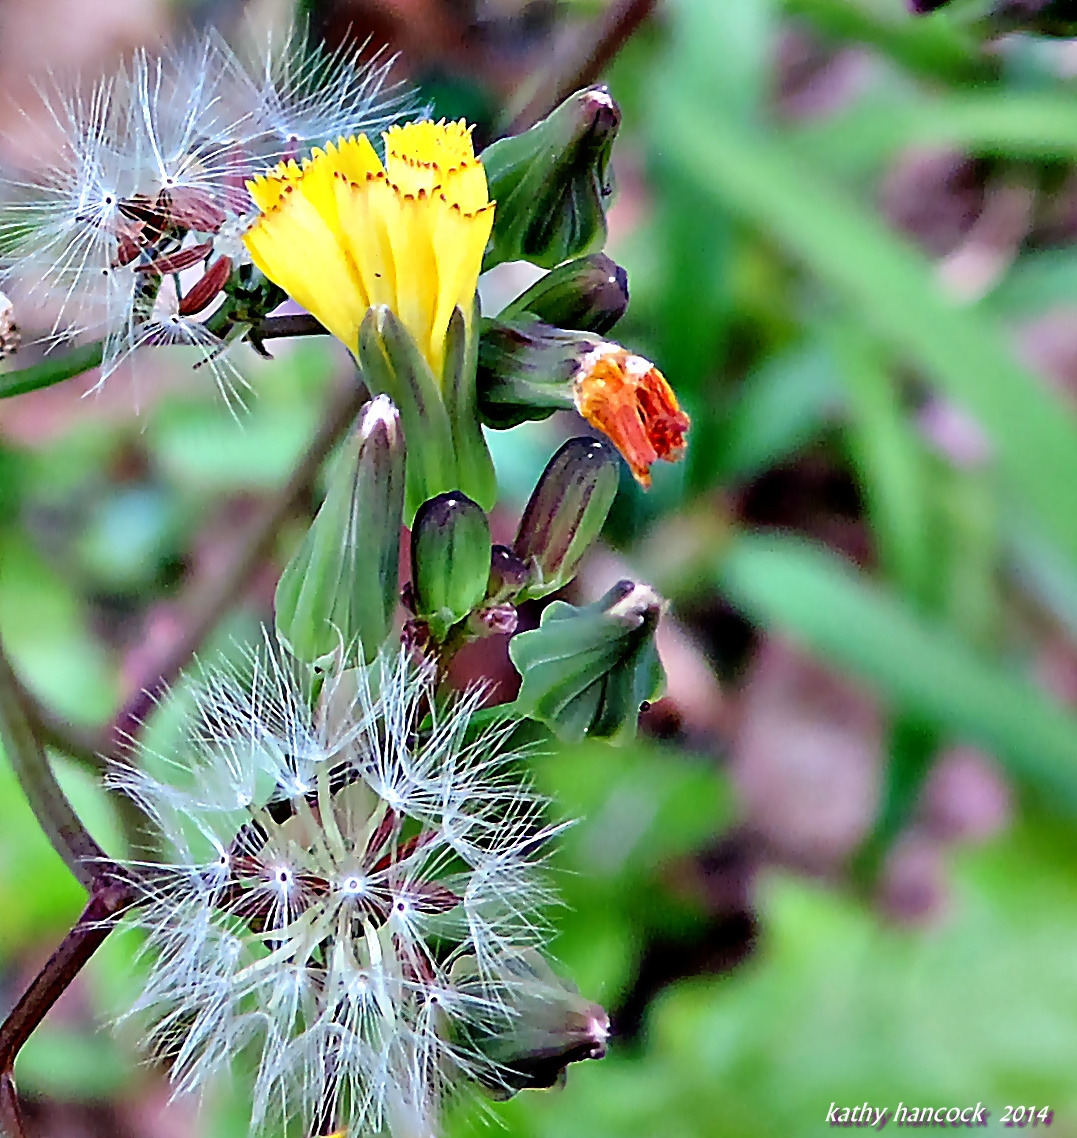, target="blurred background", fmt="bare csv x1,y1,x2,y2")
5,0,1077,1134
